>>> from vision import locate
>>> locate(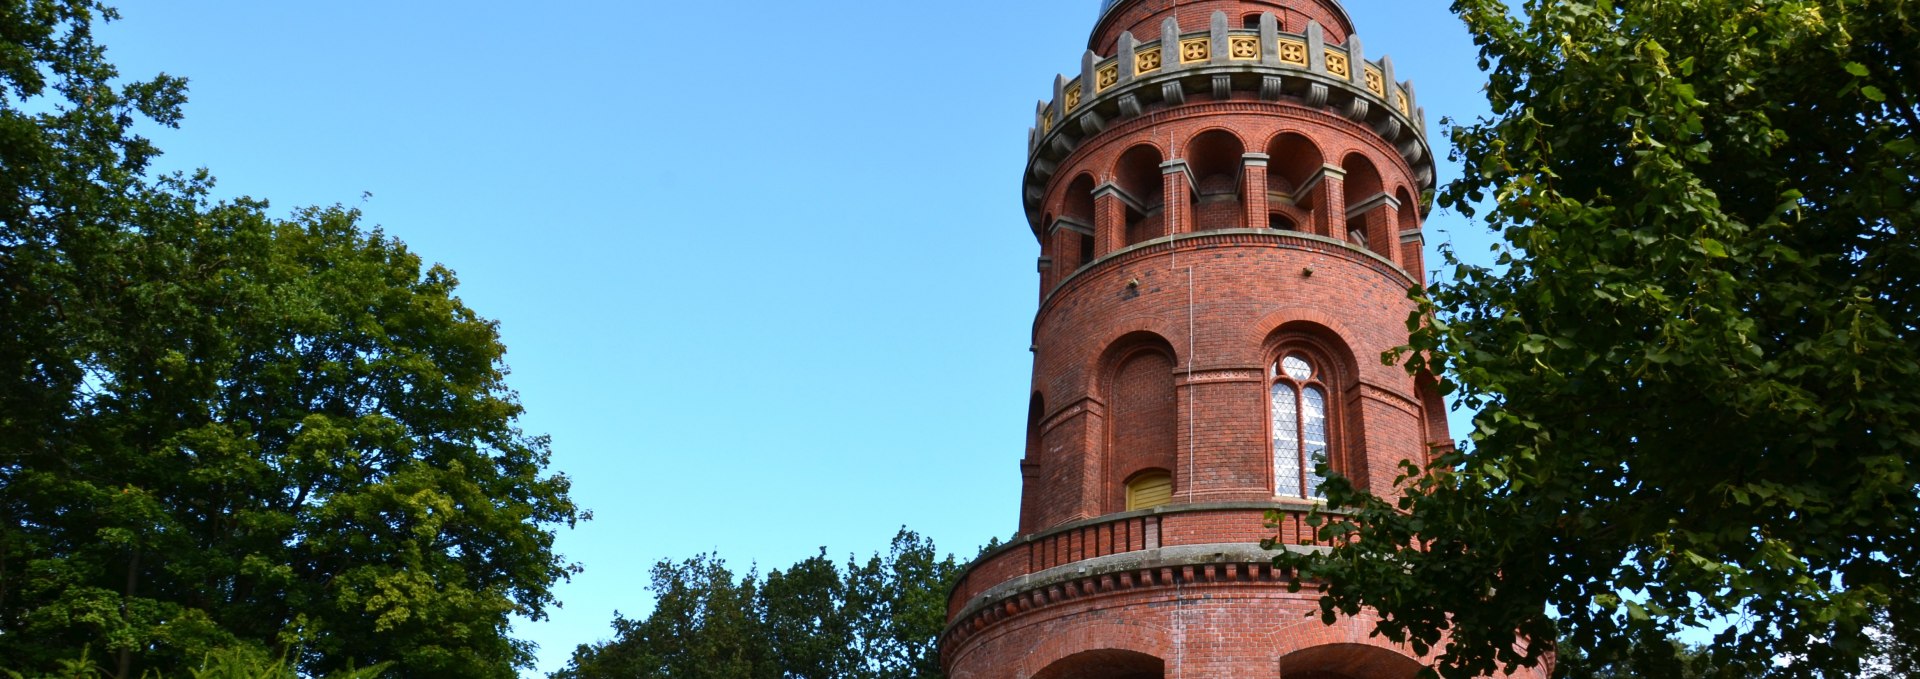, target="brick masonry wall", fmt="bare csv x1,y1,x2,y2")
945,577,1552,679
1022,232,1437,526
